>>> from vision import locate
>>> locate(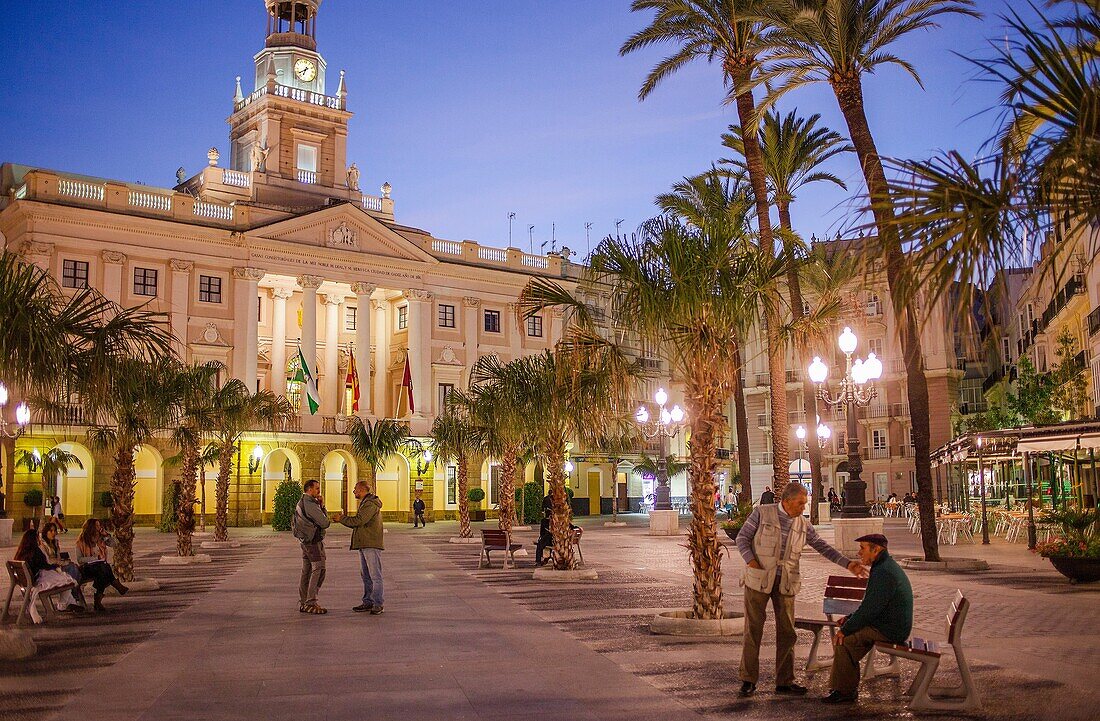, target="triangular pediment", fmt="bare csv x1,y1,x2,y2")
248,204,437,263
